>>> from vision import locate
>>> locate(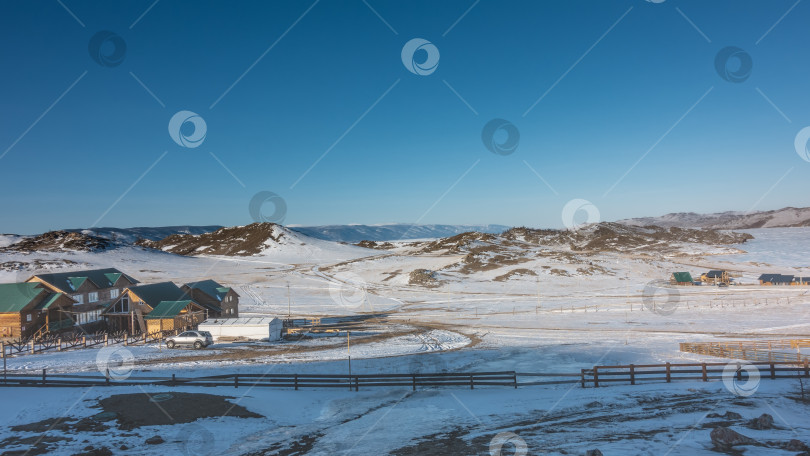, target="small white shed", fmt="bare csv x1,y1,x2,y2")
199,317,283,341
